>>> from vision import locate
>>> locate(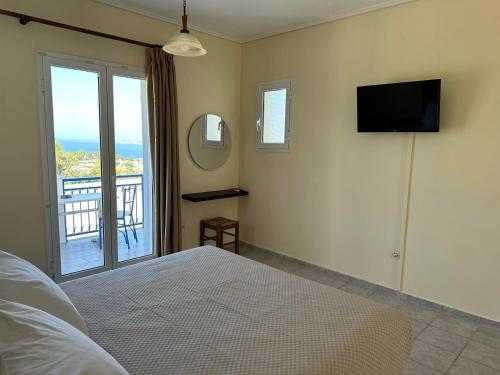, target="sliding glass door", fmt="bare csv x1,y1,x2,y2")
39,53,153,281
108,70,153,263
